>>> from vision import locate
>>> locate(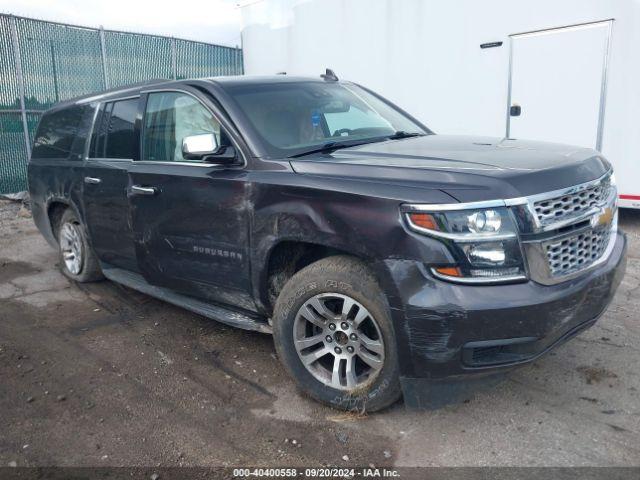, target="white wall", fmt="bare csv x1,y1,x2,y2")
240,0,640,205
